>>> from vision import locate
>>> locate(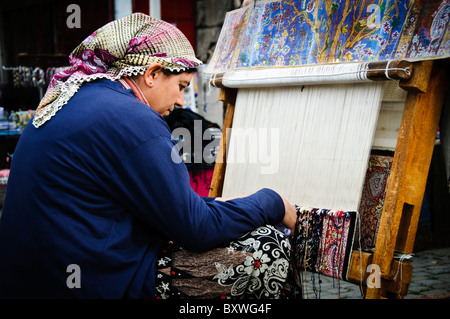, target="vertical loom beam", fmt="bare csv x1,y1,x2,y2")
366,59,448,299
209,88,237,197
